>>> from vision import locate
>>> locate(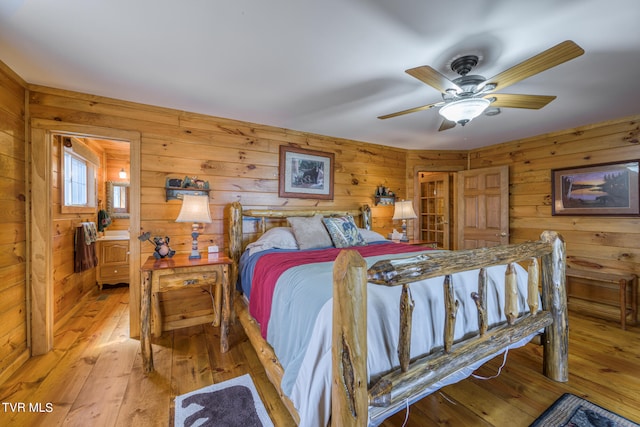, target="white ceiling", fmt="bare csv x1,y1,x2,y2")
1,0,640,150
